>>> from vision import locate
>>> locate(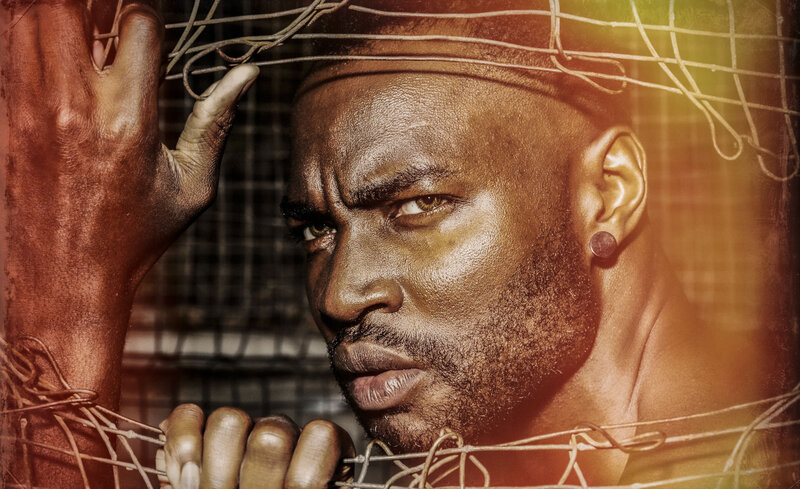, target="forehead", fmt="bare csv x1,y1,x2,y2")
288,62,569,202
